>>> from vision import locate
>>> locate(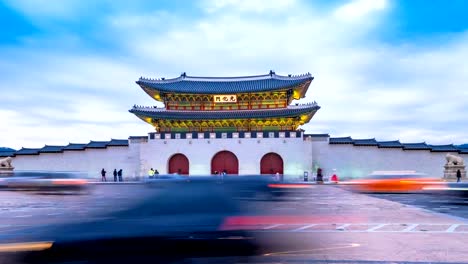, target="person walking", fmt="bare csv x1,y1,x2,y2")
316,168,323,184
456,169,462,183
113,169,117,182
101,168,107,182
154,169,159,178
118,169,123,182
